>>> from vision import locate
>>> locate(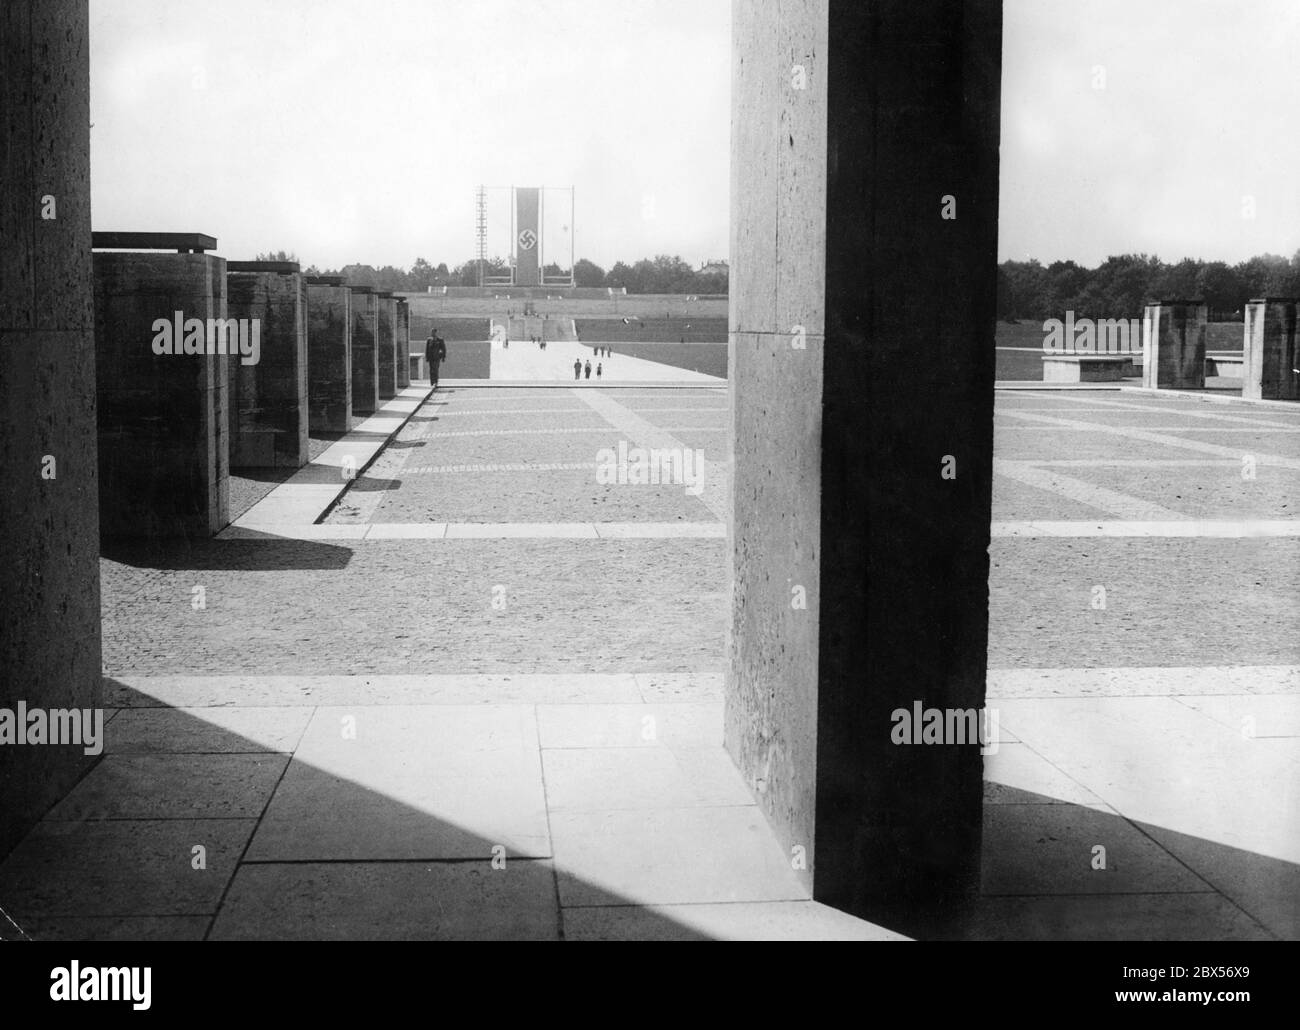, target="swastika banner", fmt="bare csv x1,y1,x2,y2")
515,187,540,286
